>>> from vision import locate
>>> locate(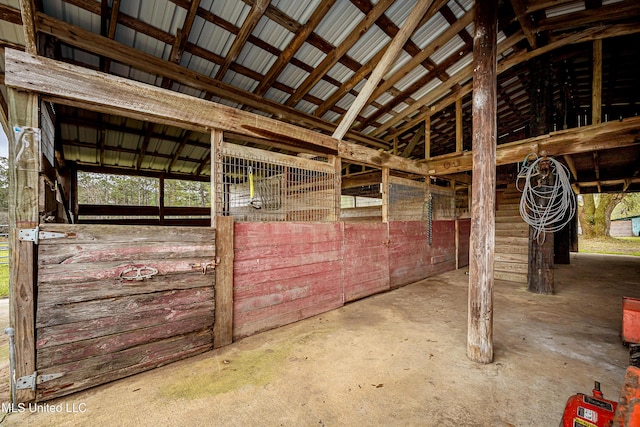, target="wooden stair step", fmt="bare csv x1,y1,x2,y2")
495,271,528,284
495,228,529,237
495,244,528,254
495,253,528,263
495,261,528,274
495,237,530,246
495,215,523,222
